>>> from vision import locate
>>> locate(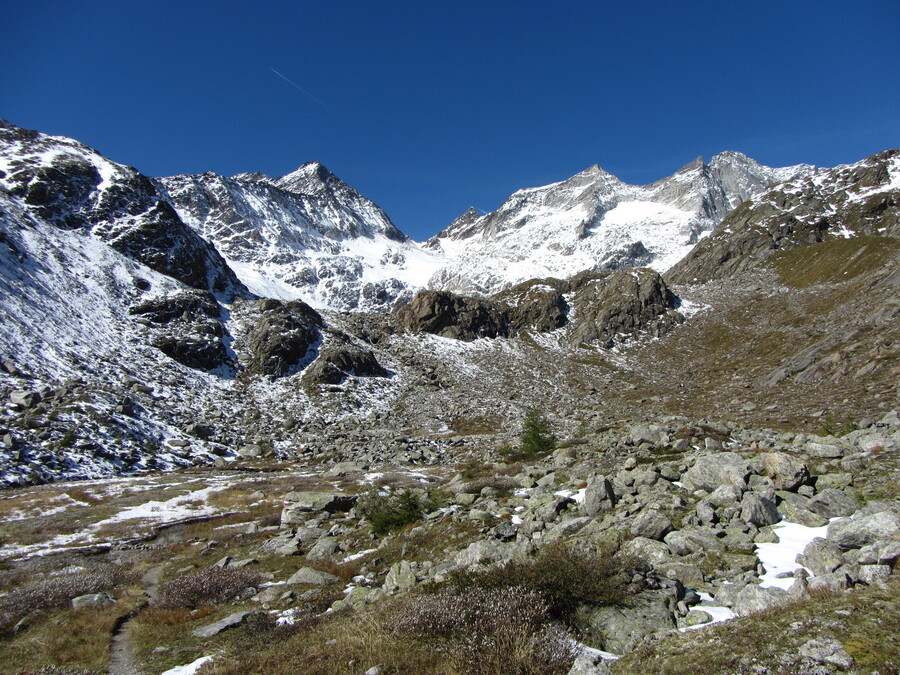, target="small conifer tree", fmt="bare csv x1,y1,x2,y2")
519,408,556,457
